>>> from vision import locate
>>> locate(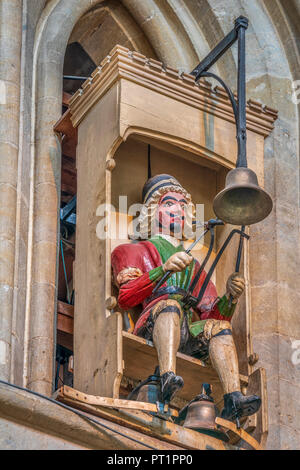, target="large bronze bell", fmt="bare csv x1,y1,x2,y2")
213,167,273,226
